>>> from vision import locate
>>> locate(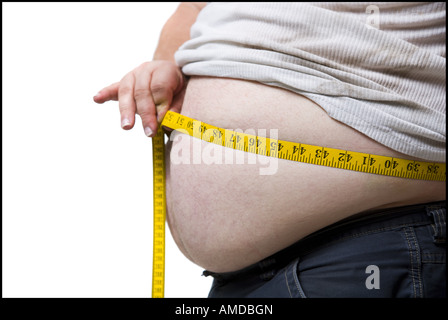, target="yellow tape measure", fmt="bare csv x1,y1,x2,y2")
152,110,446,296
151,127,166,298
161,111,445,181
